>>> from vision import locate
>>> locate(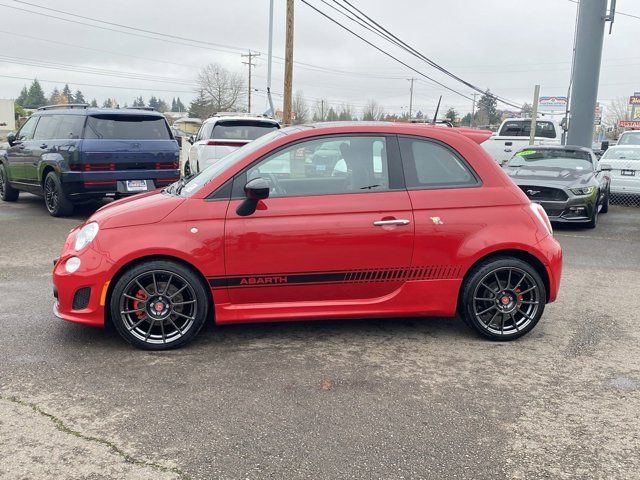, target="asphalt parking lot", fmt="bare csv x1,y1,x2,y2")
1,194,639,480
